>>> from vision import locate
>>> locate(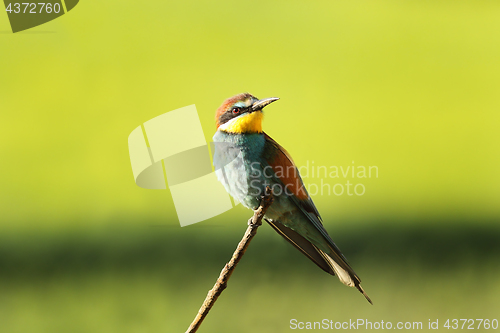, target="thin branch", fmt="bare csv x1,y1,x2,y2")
186,187,274,333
